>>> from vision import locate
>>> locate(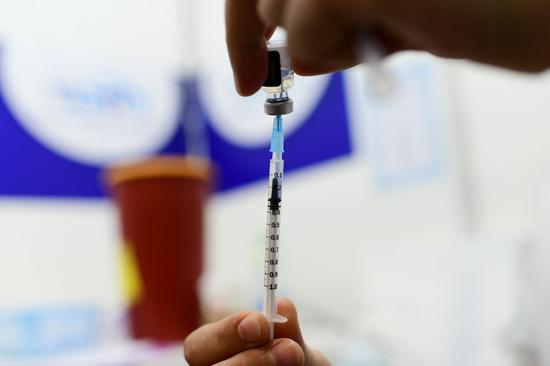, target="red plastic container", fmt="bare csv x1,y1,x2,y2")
106,156,211,341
